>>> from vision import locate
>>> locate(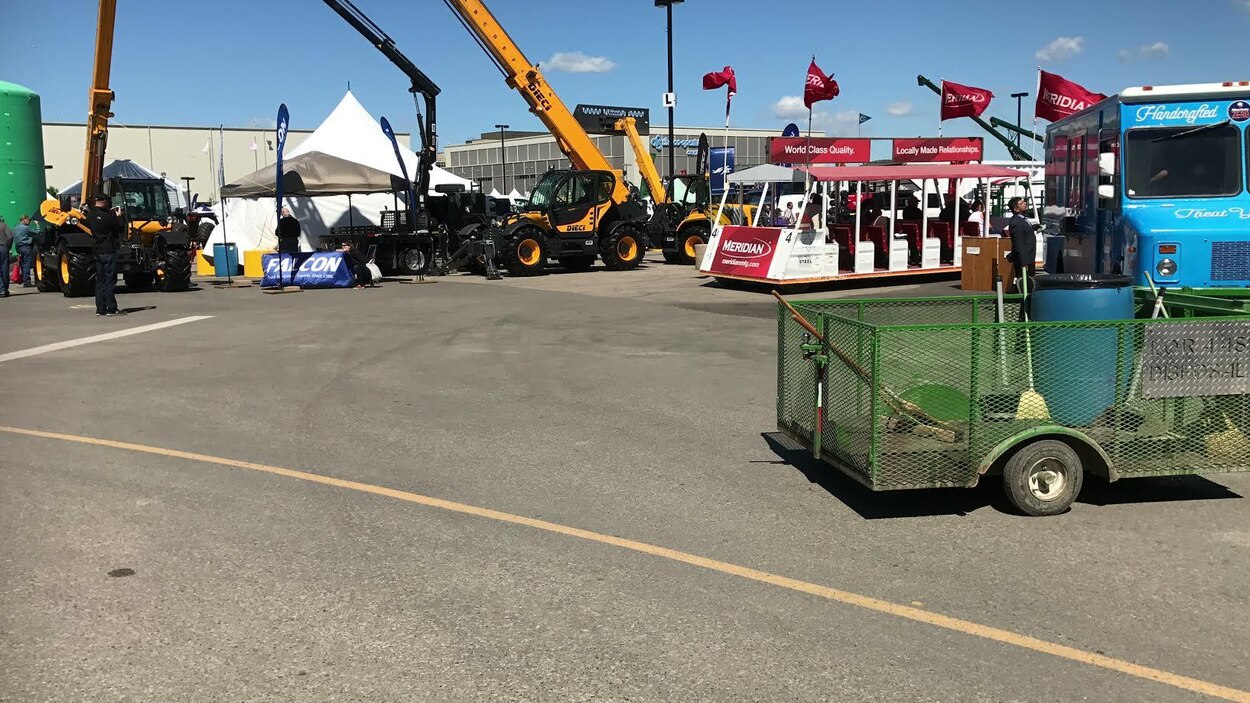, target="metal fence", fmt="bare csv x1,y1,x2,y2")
778,295,1250,490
